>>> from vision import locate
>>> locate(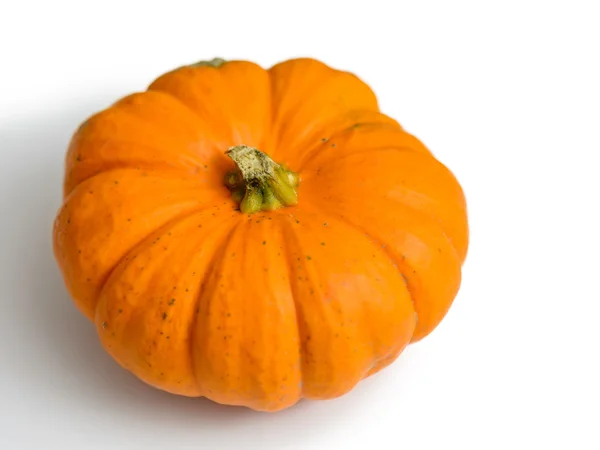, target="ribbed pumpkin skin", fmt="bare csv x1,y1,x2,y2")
53,58,469,412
